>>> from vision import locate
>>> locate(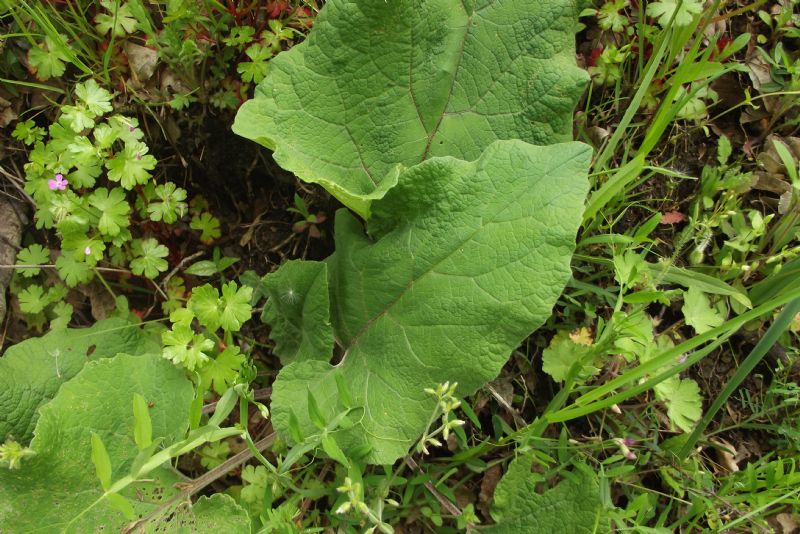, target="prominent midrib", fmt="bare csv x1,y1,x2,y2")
337,148,584,364
419,2,473,162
